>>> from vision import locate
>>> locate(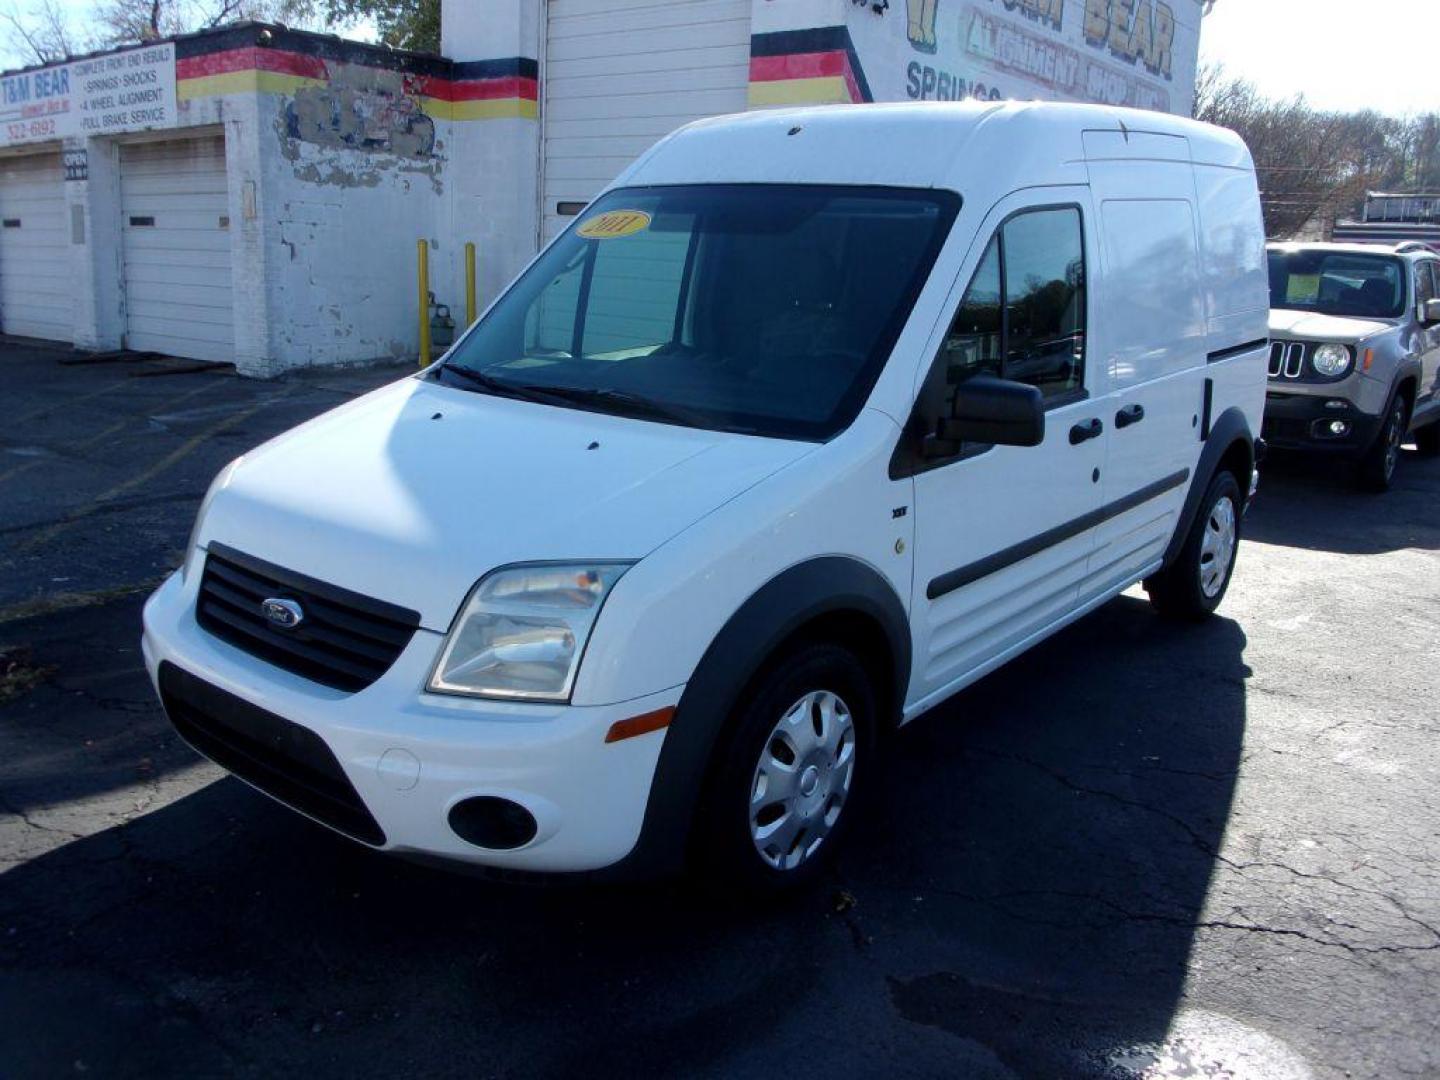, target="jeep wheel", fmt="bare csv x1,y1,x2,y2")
1145,470,1241,622
695,642,876,894
1357,394,1408,491
1414,421,1440,458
